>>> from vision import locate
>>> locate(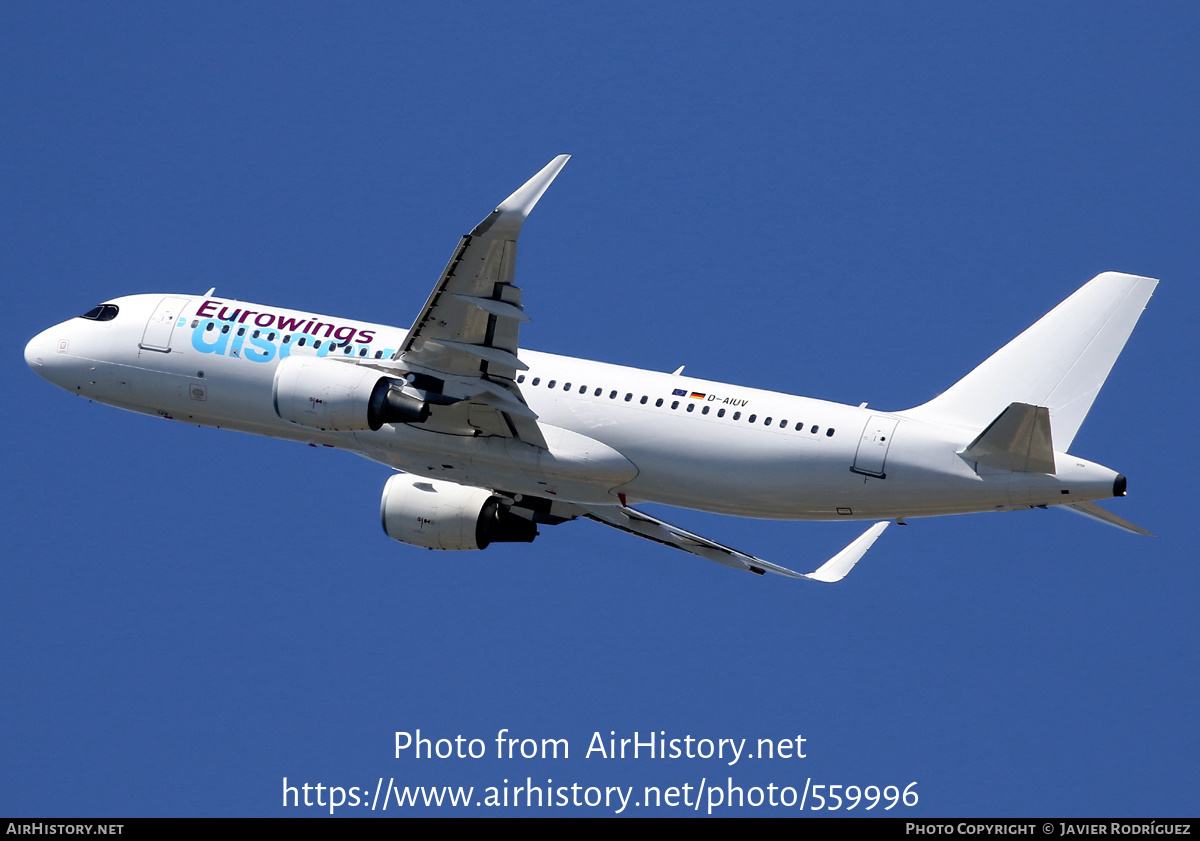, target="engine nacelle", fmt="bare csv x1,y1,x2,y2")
272,356,429,431
380,474,538,550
